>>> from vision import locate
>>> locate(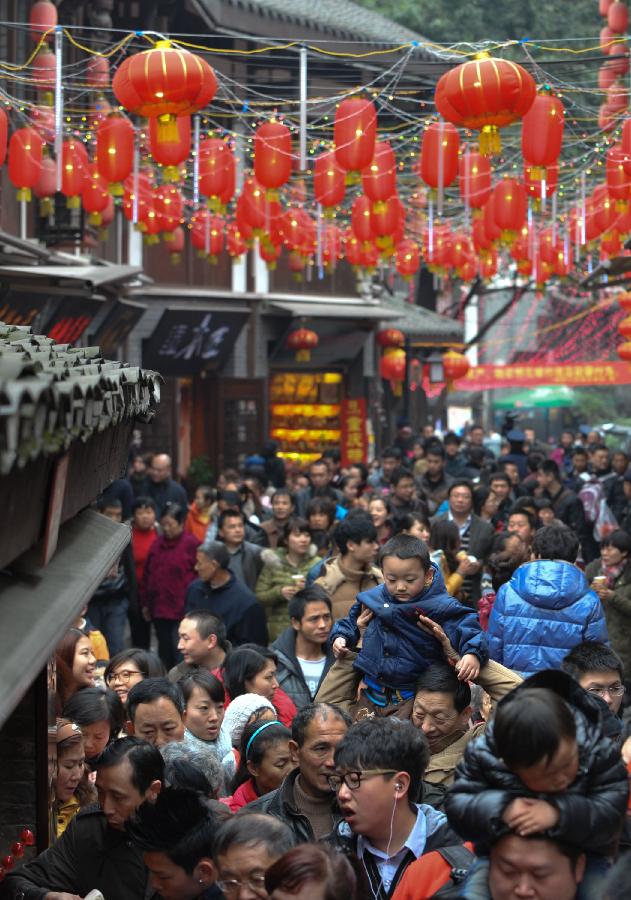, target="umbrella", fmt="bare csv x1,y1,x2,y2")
493,385,577,410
